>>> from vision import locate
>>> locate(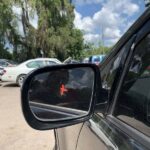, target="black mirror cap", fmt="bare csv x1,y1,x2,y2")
21,63,102,130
